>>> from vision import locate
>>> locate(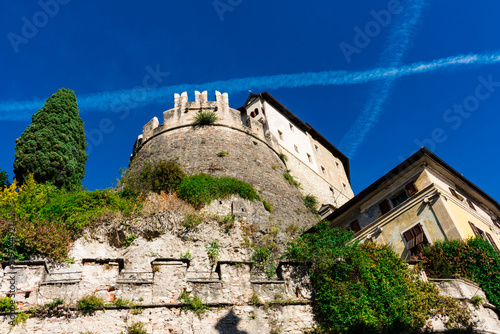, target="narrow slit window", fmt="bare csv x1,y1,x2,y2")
289,124,294,132
294,145,299,153
321,166,326,175
307,153,312,163
277,130,283,140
